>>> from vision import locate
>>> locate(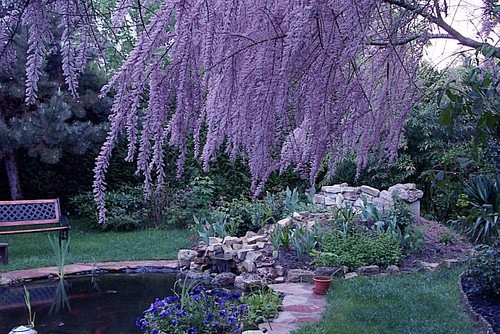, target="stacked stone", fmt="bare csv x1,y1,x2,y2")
313,182,423,216
178,231,284,289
